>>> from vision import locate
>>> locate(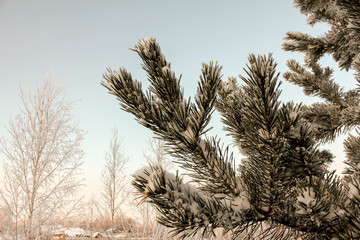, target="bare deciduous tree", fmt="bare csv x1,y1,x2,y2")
100,126,128,236
0,74,85,240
